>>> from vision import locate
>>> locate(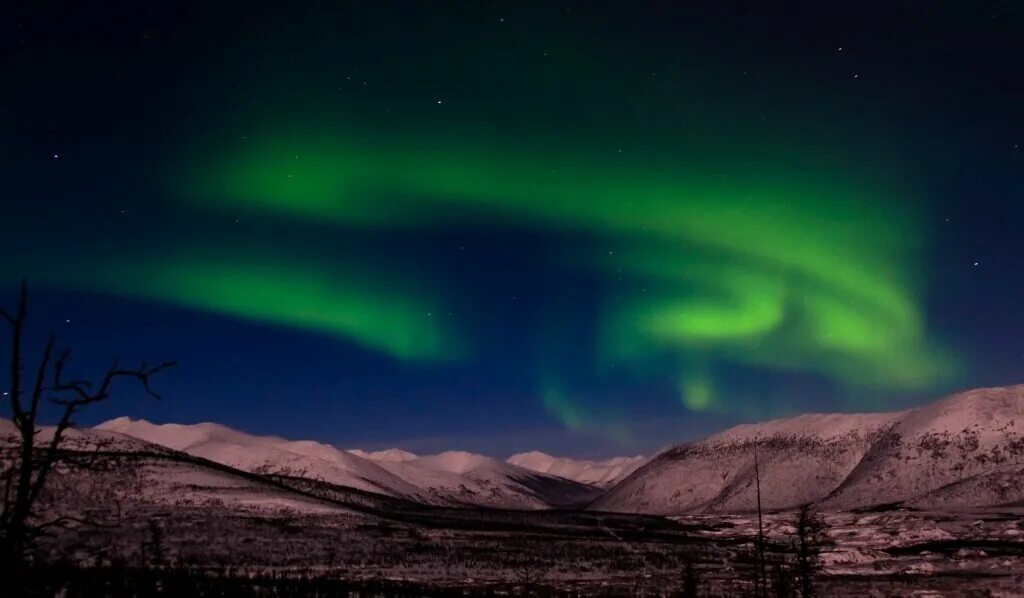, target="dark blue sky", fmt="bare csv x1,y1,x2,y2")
2,2,1022,457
